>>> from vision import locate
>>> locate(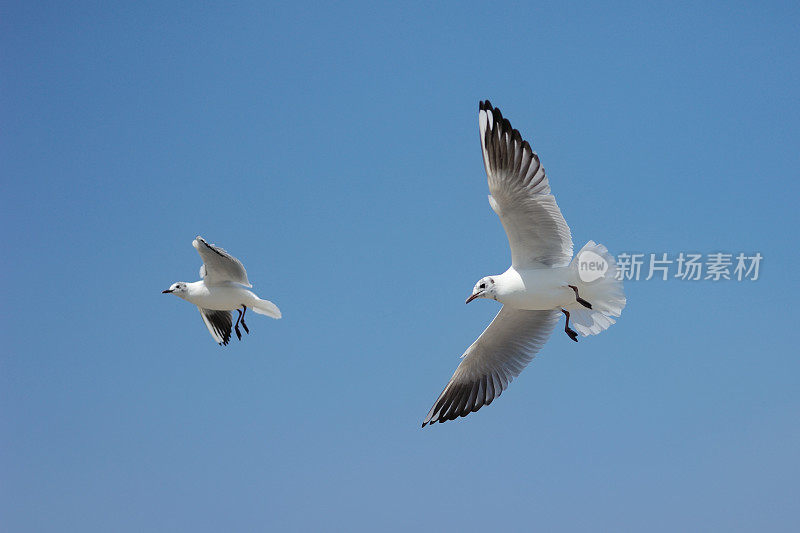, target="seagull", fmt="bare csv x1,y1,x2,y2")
162,236,281,345
422,101,626,427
